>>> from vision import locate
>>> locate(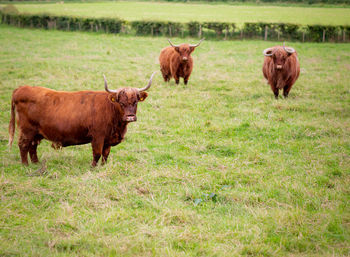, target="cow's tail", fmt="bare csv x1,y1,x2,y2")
8,94,16,150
